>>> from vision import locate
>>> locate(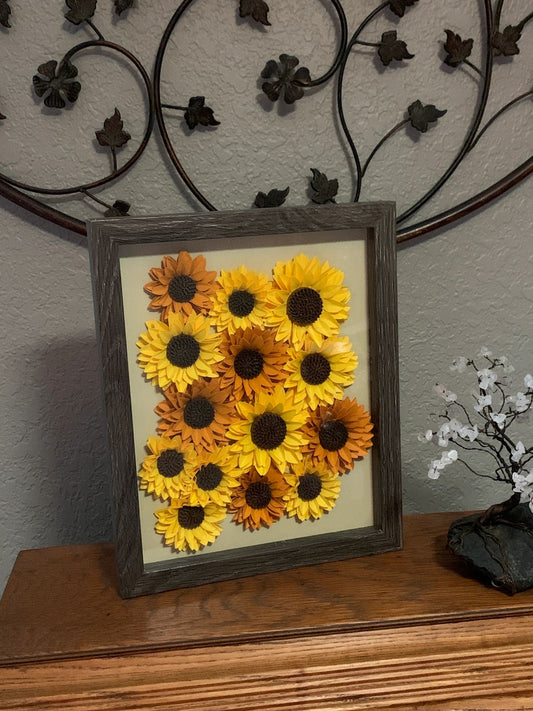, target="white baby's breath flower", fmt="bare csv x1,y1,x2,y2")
510,391,530,413
417,429,433,443
511,441,525,463
494,355,514,374
477,369,497,391
434,383,457,403
450,356,468,373
474,394,492,412
489,412,507,429
458,424,478,442
428,449,458,480
524,374,533,390
478,347,493,358
512,469,533,504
